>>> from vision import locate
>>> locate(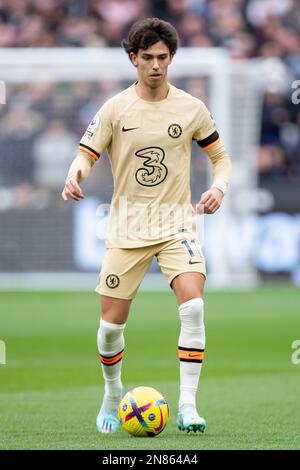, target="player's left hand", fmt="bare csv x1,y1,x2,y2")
196,187,224,214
